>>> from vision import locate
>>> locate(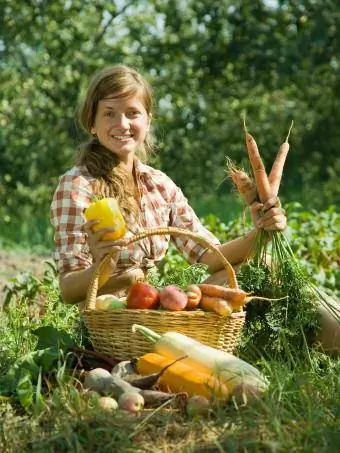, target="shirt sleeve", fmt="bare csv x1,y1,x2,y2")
168,185,221,264
50,172,93,275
